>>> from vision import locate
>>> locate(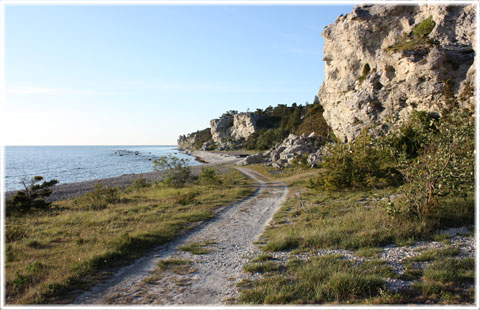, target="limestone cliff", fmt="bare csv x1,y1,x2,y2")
319,4,475,142
210,113,262,149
